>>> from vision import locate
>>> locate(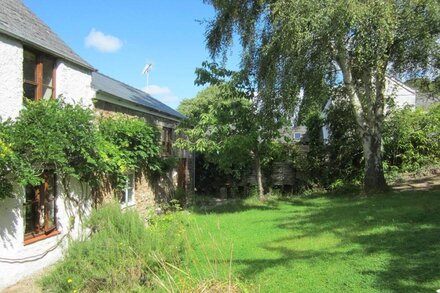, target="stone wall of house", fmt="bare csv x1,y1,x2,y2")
94,99,178,128
0,34,23,120
94,99,194,213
